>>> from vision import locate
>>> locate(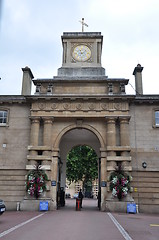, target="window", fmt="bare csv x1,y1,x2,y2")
0,111,8,125
155,111,159,126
